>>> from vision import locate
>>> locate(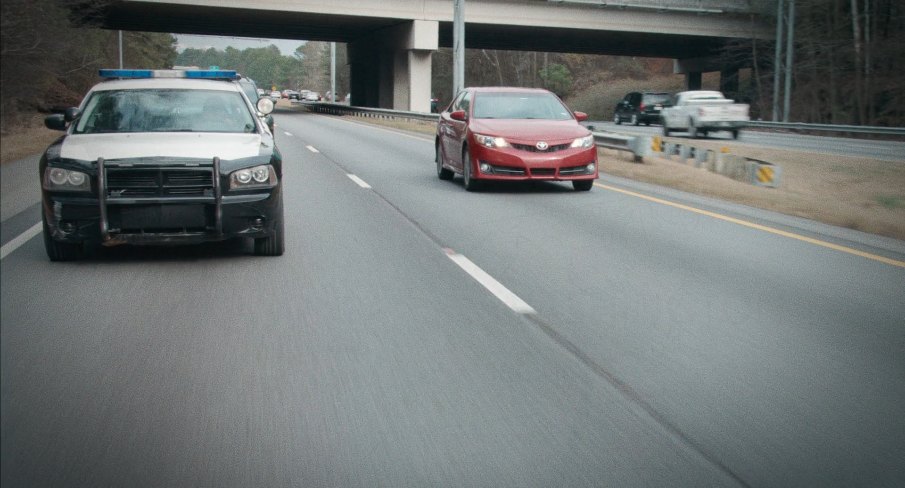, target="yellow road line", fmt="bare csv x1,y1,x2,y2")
595,182,905,269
